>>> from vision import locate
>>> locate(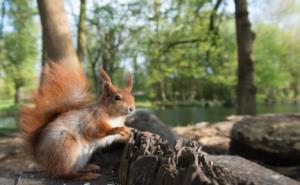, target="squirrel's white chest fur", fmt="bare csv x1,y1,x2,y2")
107,116,125,127
76,116,125,170
76,135,120,170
